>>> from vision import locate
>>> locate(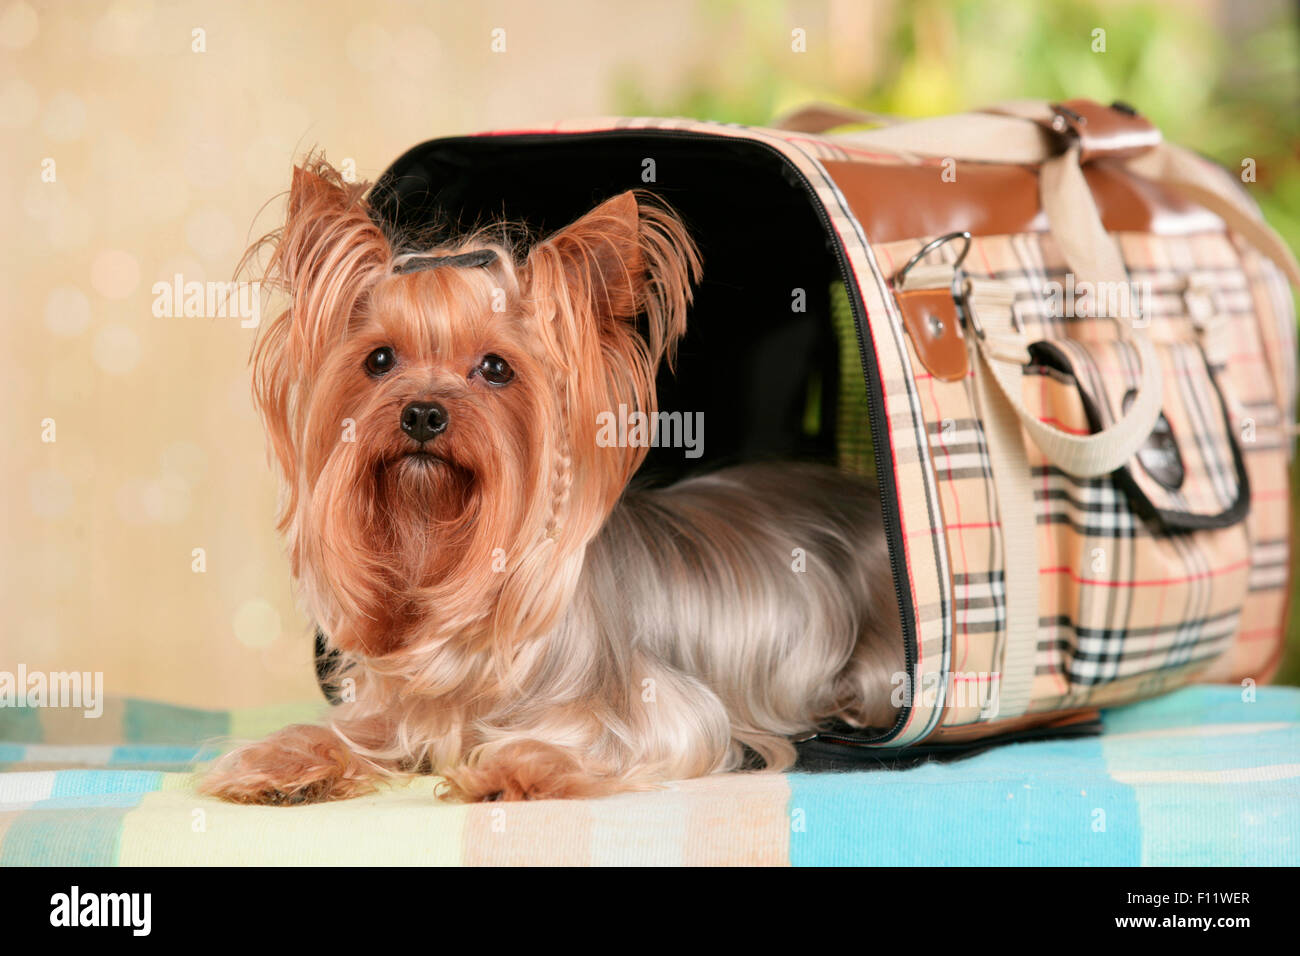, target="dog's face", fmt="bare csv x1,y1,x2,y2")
250,160,697,657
